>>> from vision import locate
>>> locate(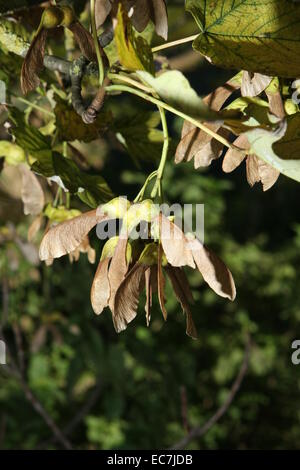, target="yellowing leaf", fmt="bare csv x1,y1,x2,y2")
187,0,300,77
0,141,25,166
115,3,154,73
